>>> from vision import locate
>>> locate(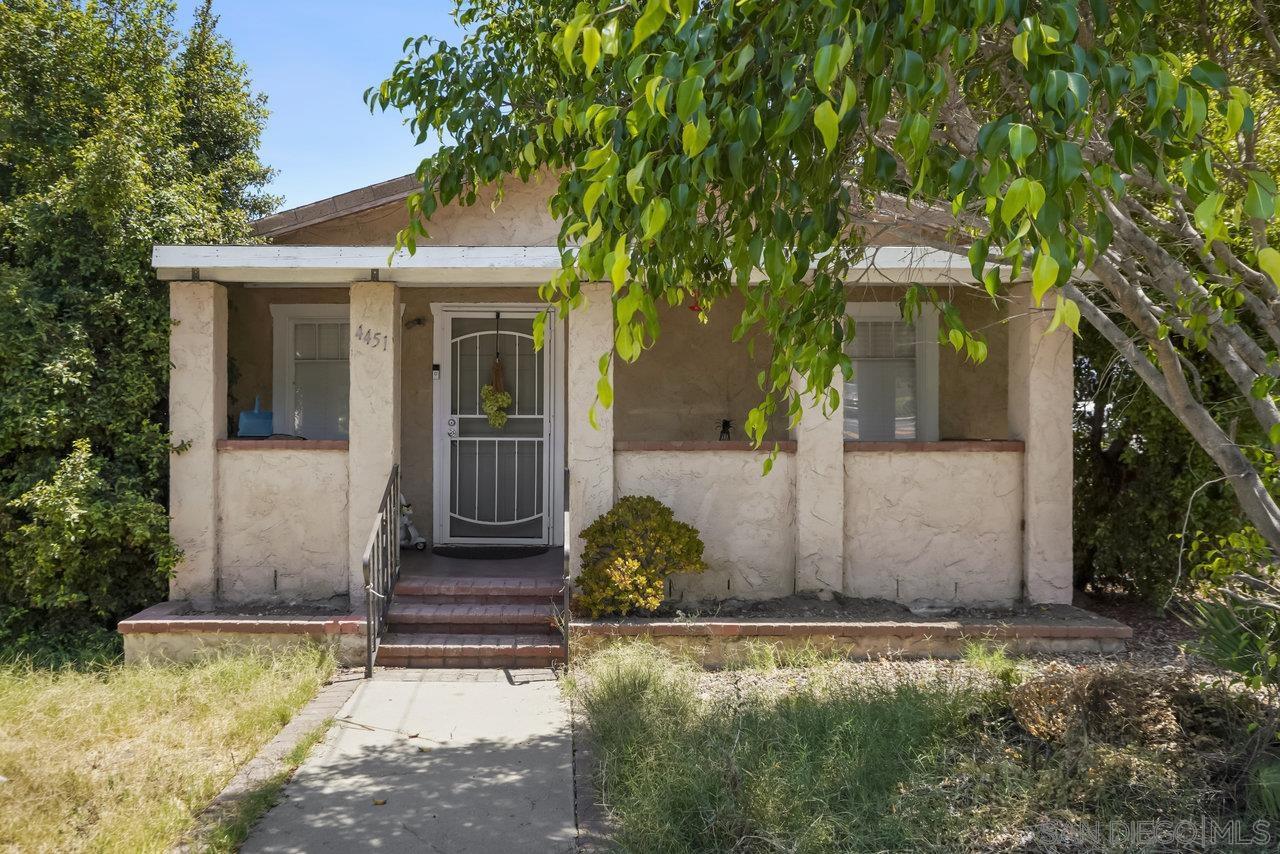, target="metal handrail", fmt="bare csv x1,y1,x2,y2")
361,464,401,678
